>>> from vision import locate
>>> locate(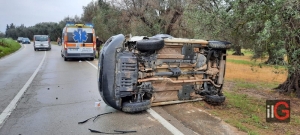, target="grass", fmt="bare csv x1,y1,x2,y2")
227,49,254,56
0,38,21,58
50,41,58,45
197,90,268,134
227,59,256,65
230,79,280,90
197,88,300,135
